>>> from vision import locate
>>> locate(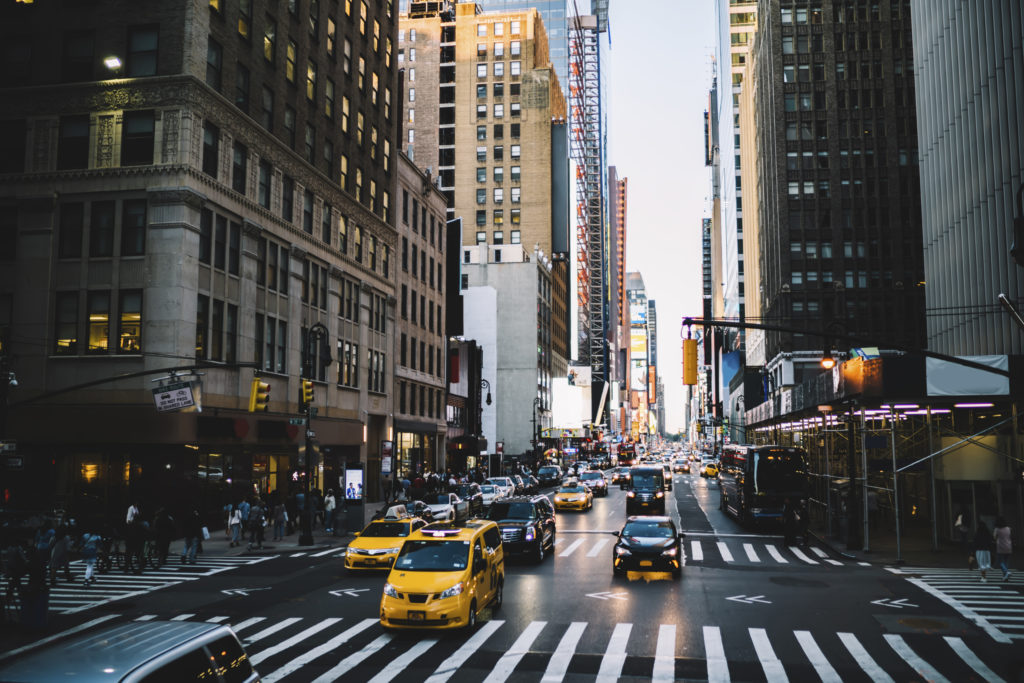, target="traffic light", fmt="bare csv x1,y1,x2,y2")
301,378,314,407
248,378,271,412
683,338,698,385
